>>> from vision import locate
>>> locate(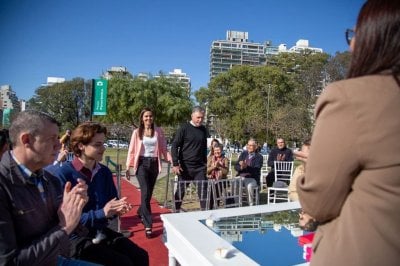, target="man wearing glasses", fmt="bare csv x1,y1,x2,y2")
235,138,263,206
266,138,294,187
